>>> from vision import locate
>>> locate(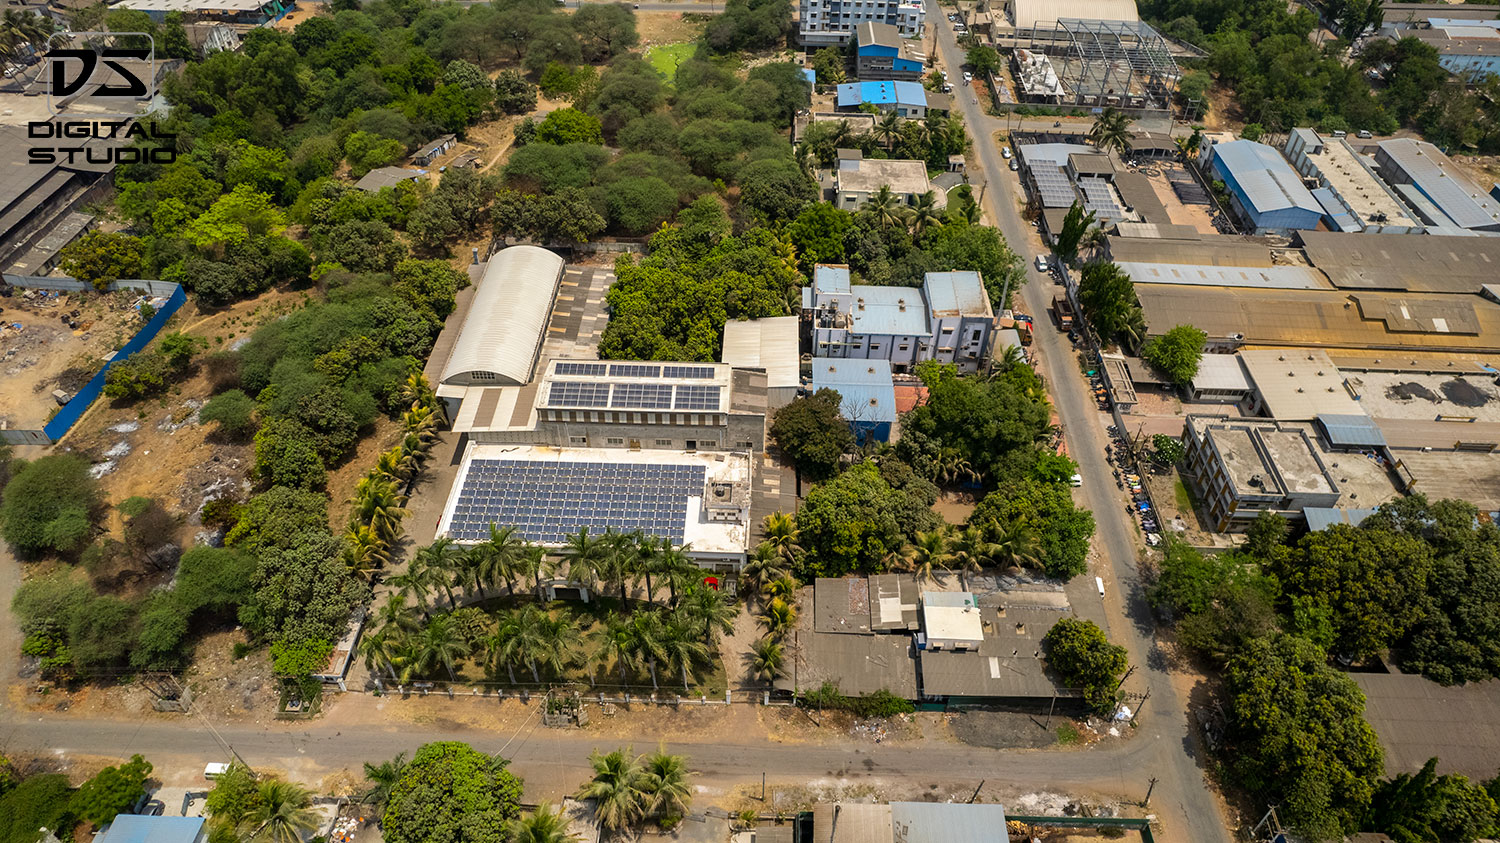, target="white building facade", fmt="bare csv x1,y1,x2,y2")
799,0,923,47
